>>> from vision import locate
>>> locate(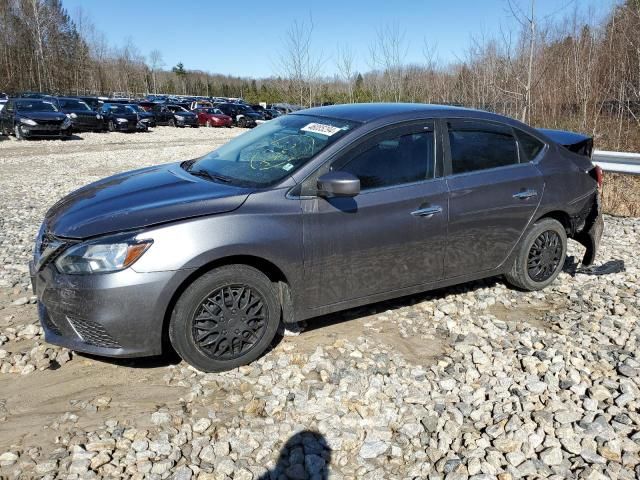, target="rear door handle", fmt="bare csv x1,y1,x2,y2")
513,189,538,200
411,206,443,217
